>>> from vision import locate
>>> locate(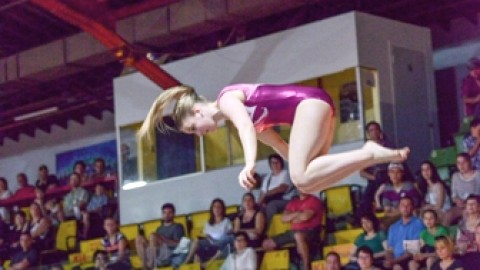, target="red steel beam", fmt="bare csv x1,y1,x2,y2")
30,0,181,89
